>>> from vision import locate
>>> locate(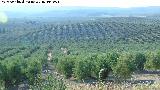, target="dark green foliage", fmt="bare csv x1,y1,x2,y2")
0,55,24,87
91,54,111,78
153,51,160,69
134,53,146,71
73,58,92,80
96,53,119,81
1,17,160,49
112,53,136,80
0,47,47,88
144,52,155,70
57,56,75,78
26,59,42,85
145,51,160,70
108,52,119,67
52,57,59,65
